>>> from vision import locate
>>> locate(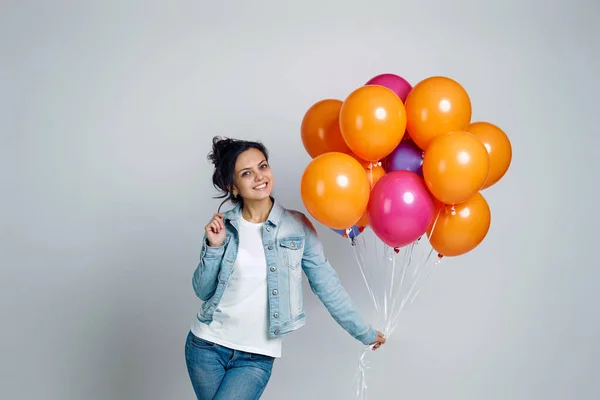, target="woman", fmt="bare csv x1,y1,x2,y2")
185,137,386,399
